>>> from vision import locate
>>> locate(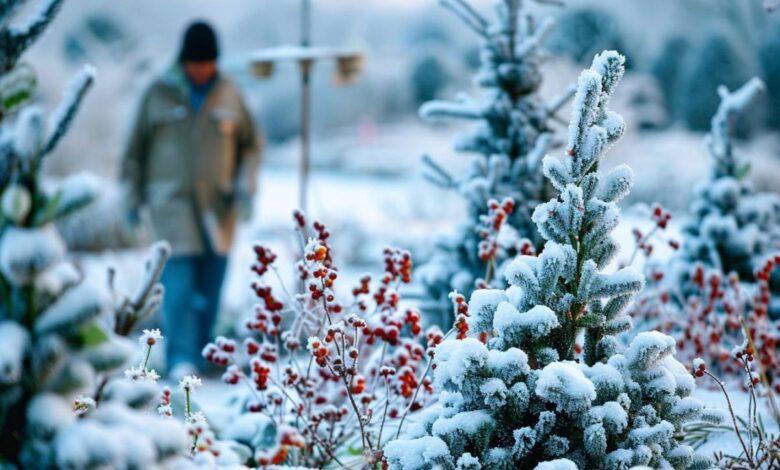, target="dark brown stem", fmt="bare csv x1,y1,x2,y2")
702,370,755,468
